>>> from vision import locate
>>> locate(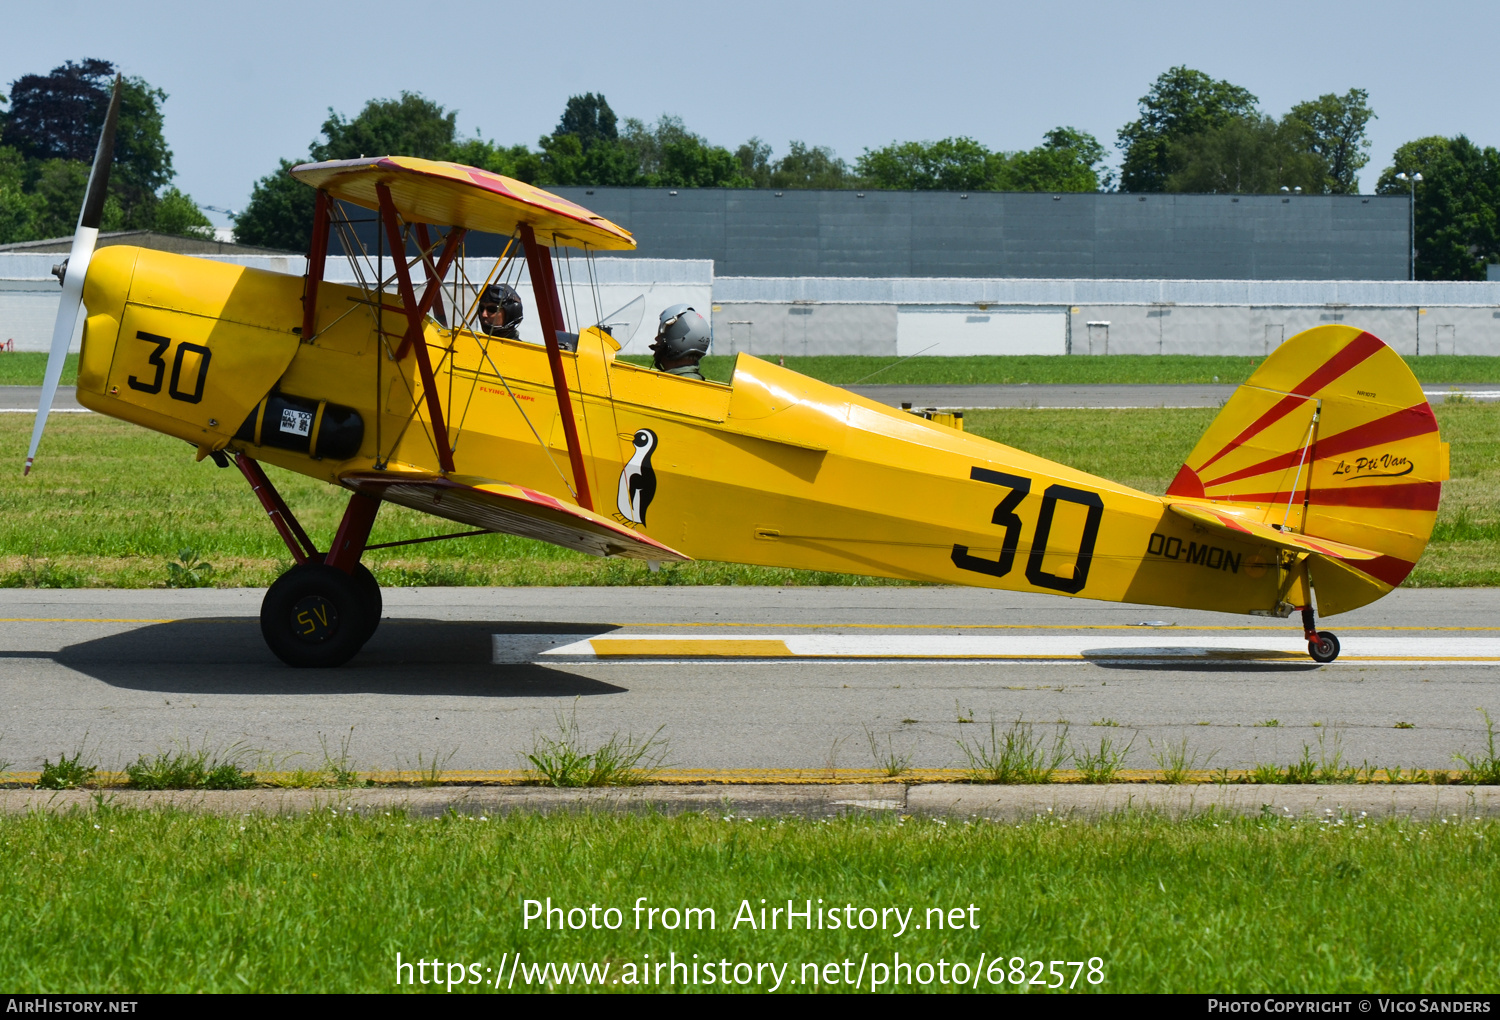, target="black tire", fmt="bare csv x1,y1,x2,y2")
351,563,382,641
261,563,372,668
1308,631,1340,663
